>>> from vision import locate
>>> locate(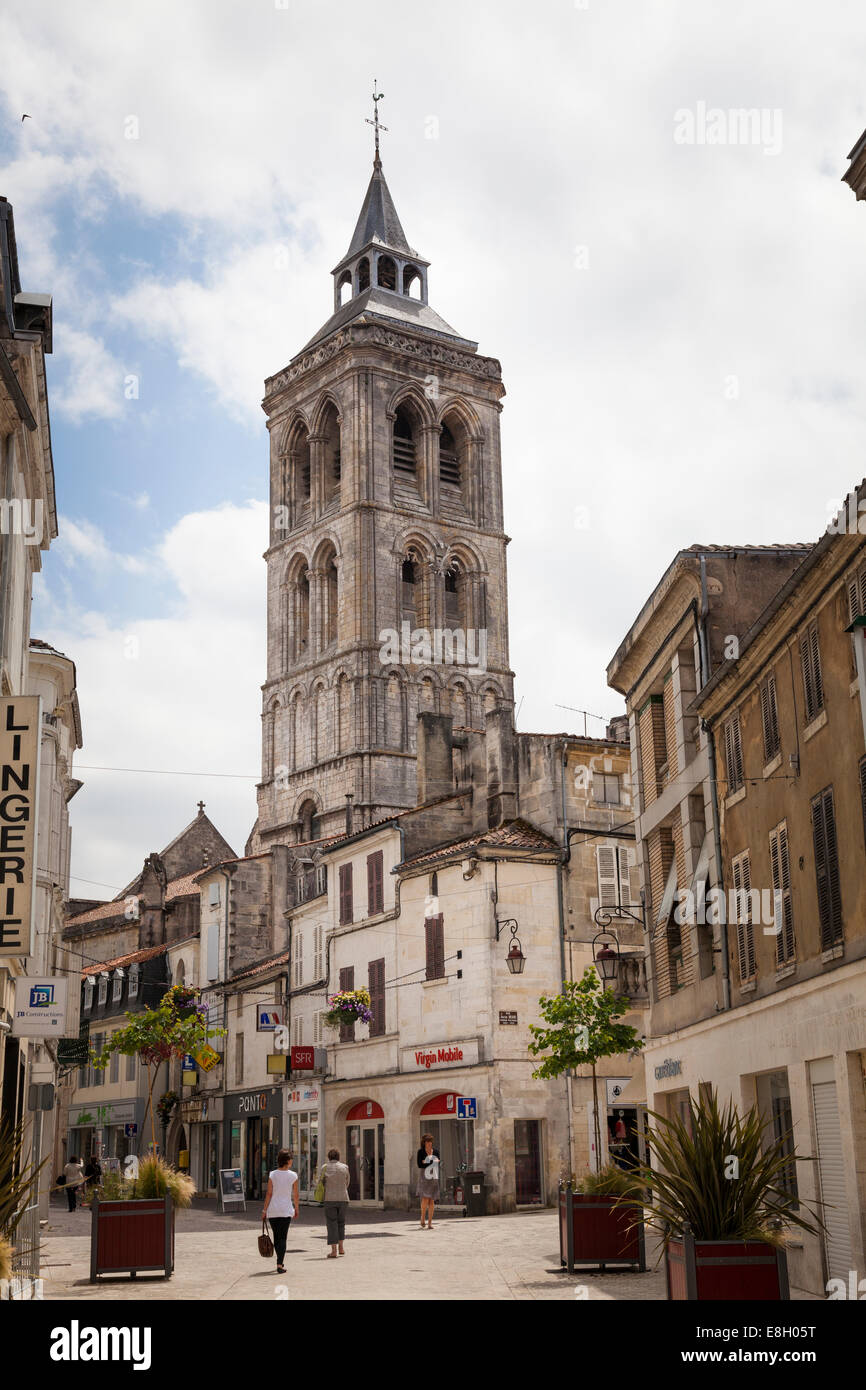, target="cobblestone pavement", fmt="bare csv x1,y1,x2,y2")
37,1197,819,1302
